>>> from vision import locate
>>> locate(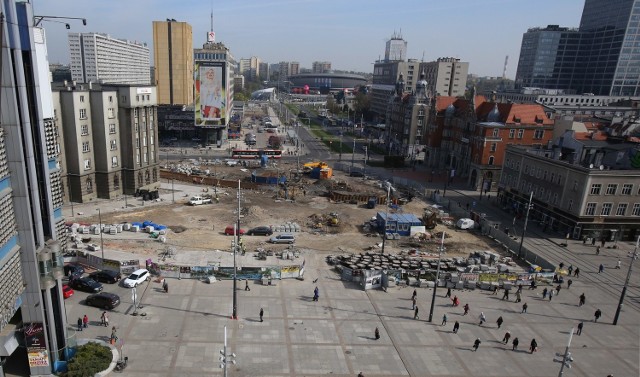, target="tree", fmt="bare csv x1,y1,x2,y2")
353,92,370,116
63,342,112,377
